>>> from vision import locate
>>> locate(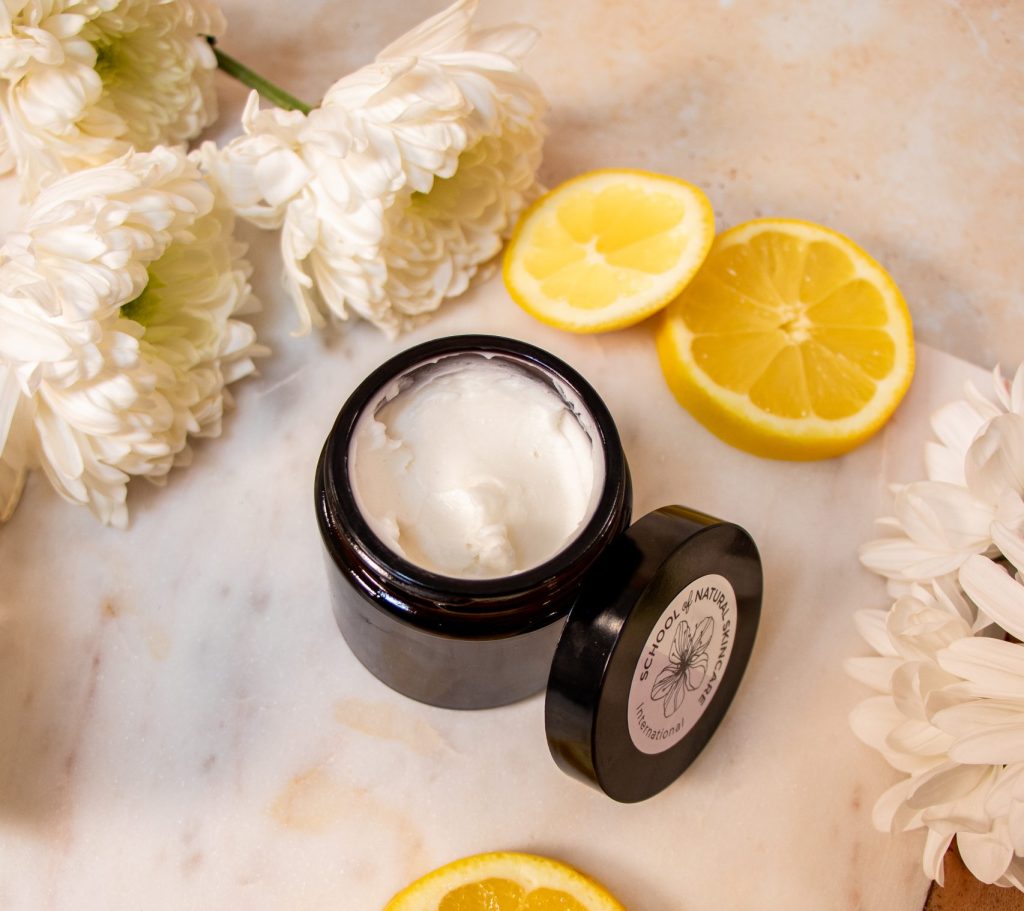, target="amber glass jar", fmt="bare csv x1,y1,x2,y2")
315,335,633,710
